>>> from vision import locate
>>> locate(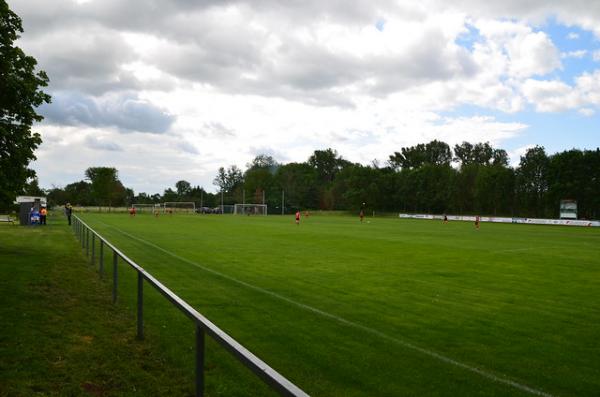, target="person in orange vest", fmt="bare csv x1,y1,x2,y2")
40,205,48,225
